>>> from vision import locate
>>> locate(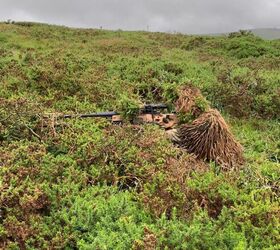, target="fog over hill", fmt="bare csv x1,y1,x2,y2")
3,19,279,40
250,28,280,39
1,0,280,34
206,28,280,40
